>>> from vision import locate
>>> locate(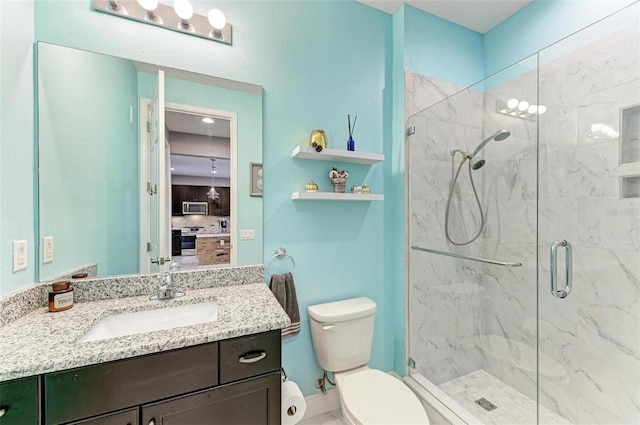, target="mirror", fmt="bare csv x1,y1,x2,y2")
37,42,263,281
